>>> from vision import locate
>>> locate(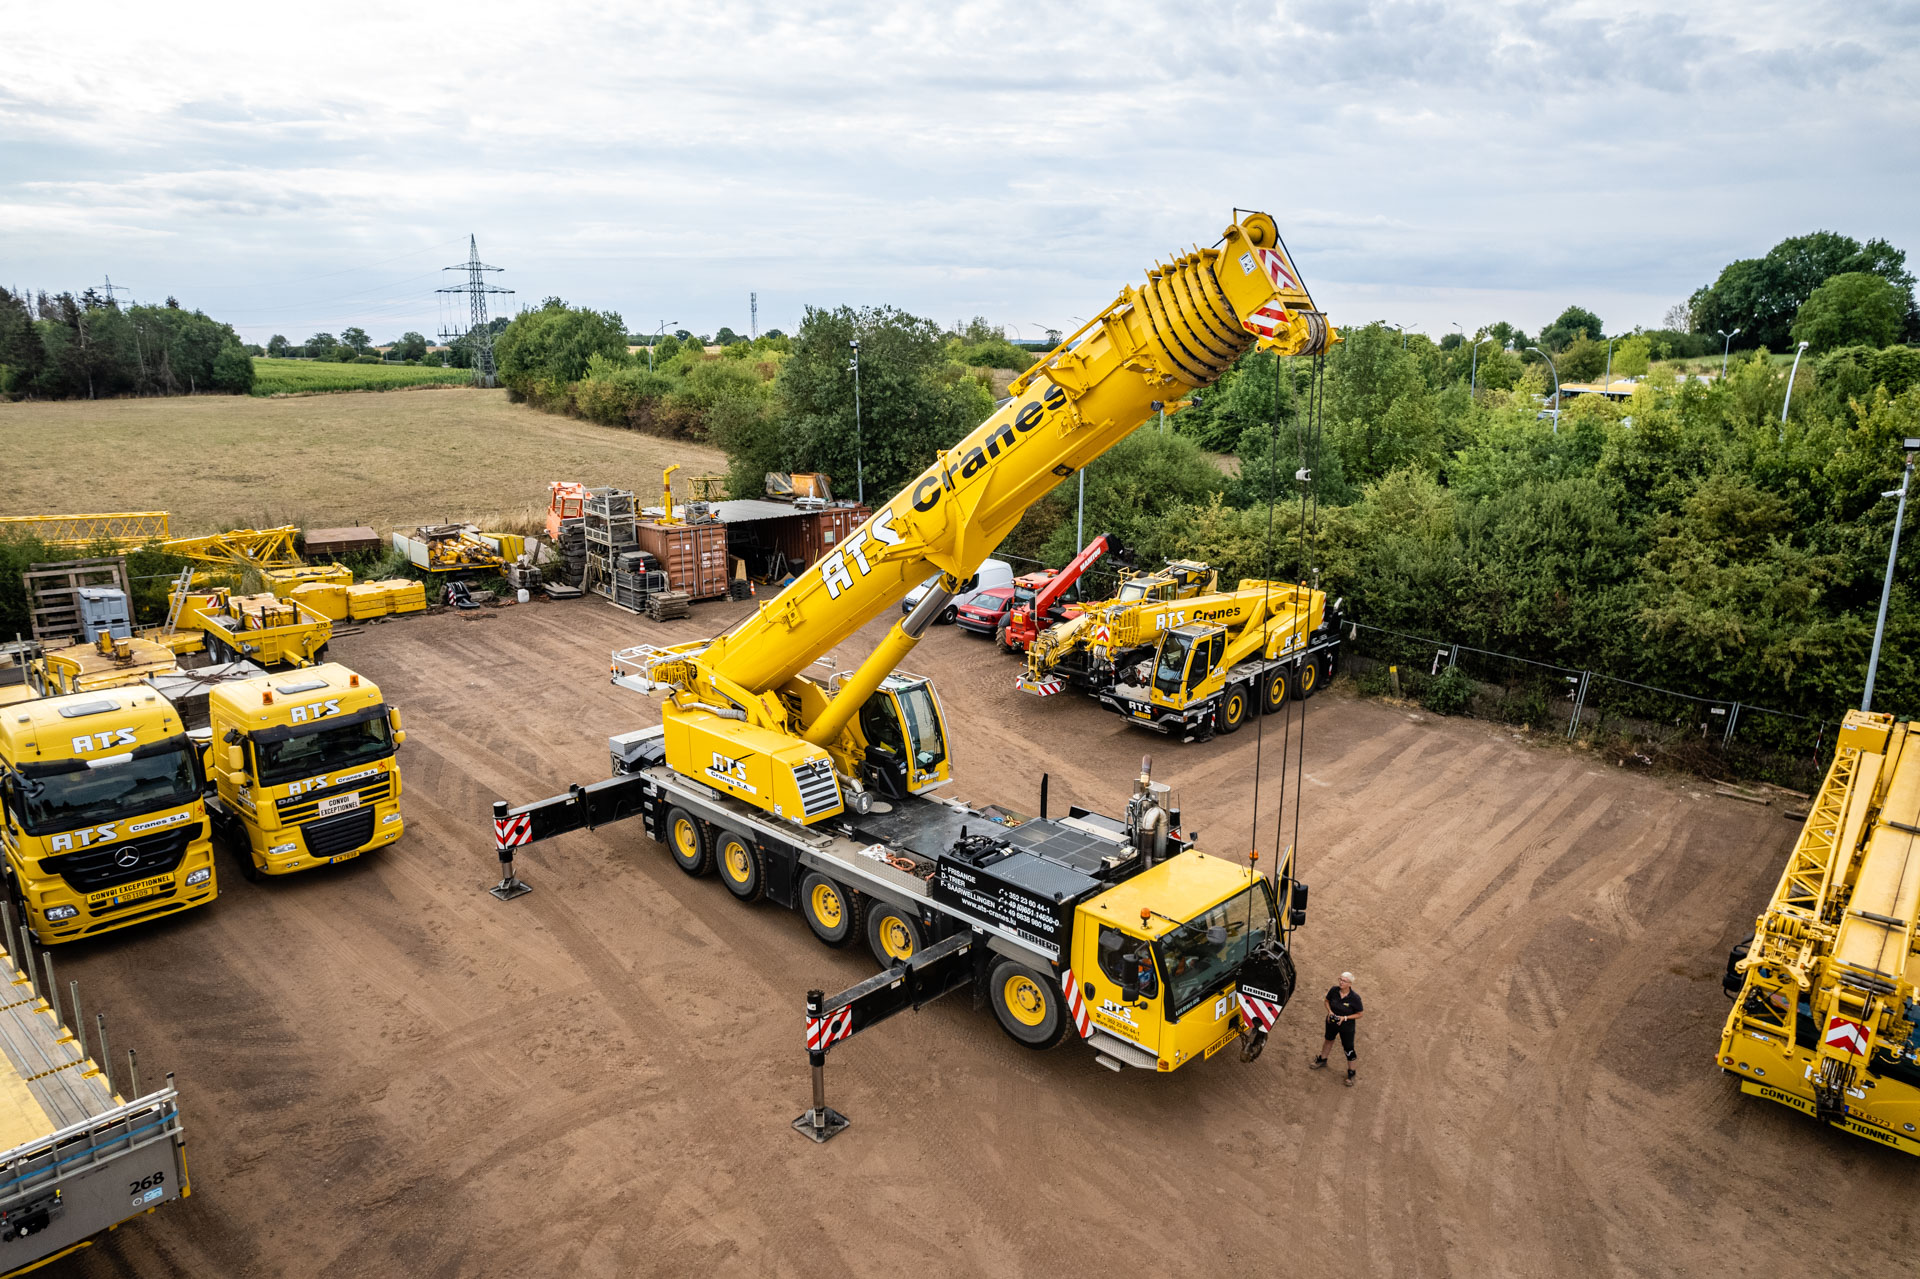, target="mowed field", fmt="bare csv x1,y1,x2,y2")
0,389,725,534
